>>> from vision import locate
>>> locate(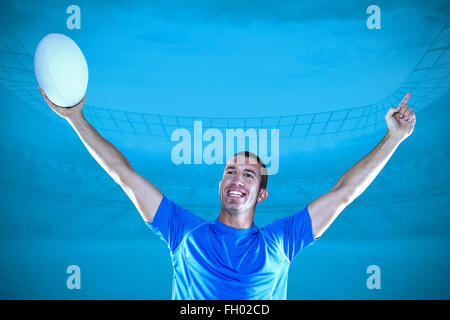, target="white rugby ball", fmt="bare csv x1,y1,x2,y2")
34,33,88,107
